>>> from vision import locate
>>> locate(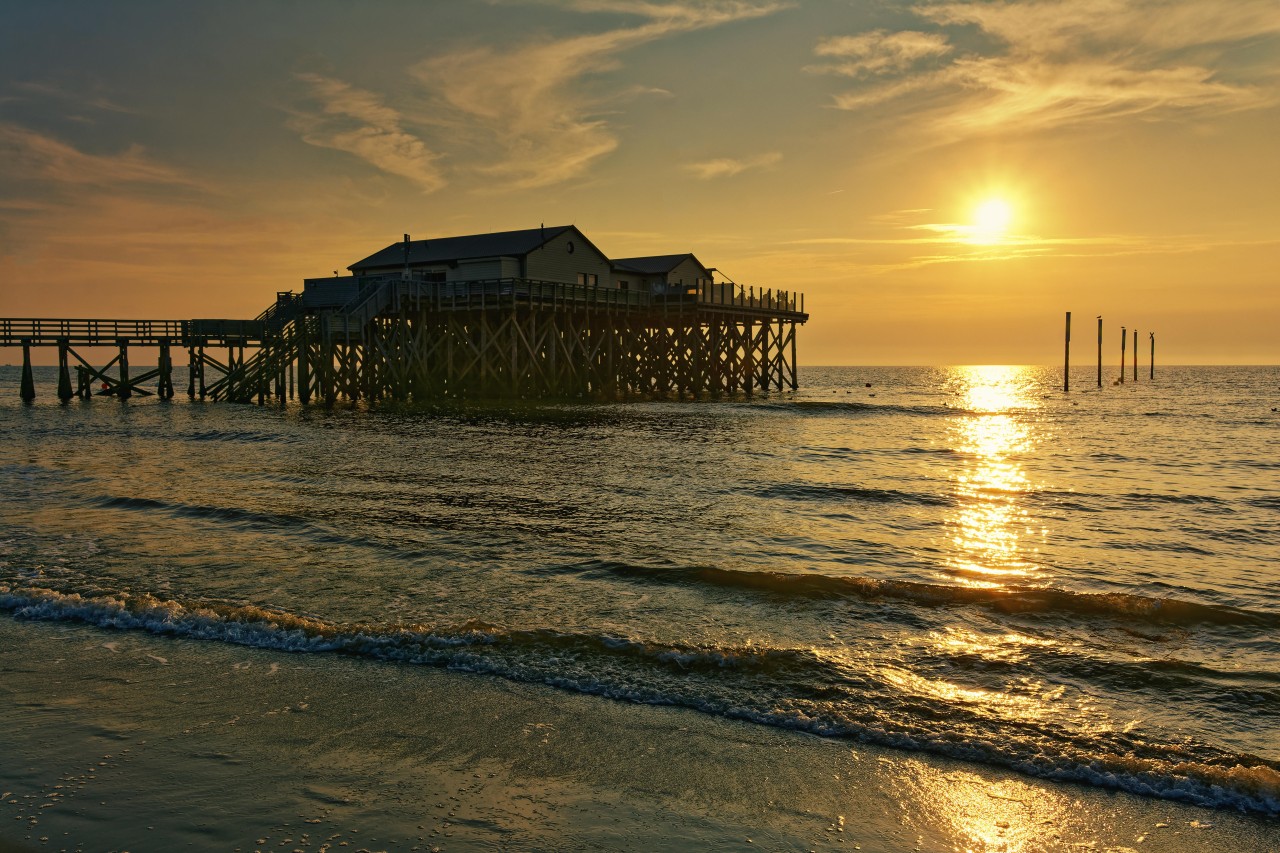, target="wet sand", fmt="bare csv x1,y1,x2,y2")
1,617,1276,852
